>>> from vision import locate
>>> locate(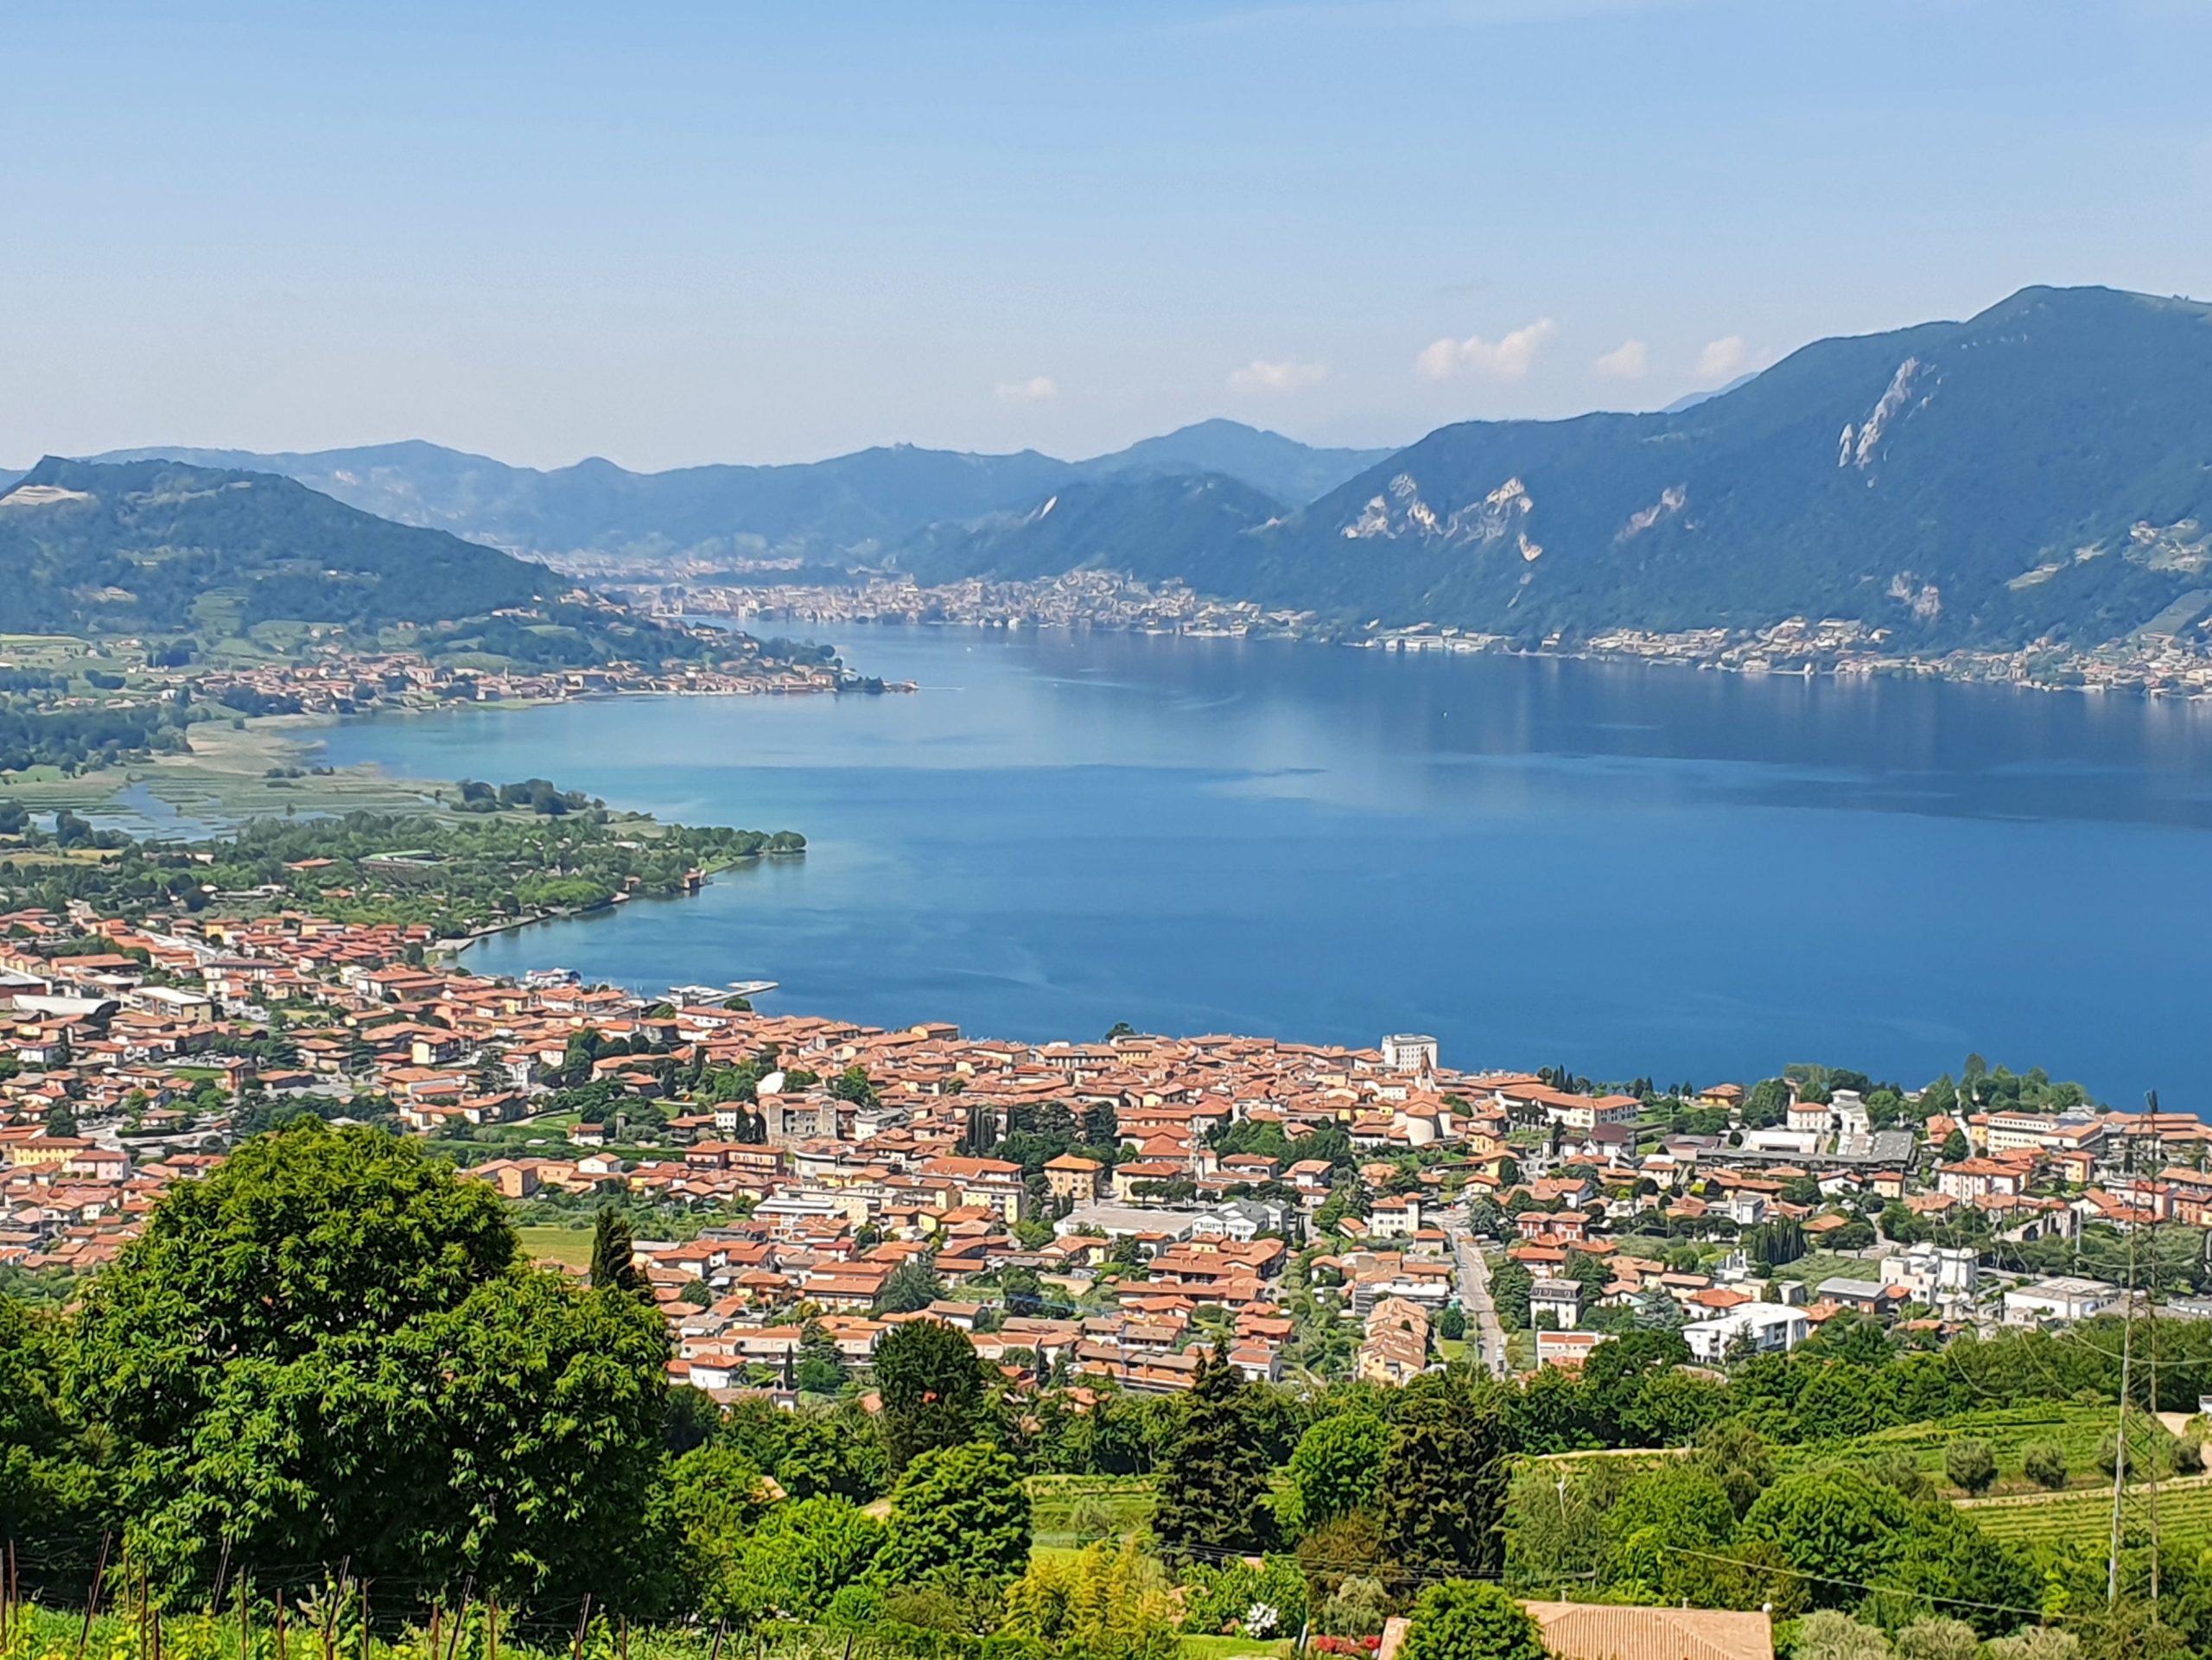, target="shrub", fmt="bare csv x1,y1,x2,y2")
1943,1439,1997,1496
2023,1441,2068,1491
1399,1581,1547,1660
